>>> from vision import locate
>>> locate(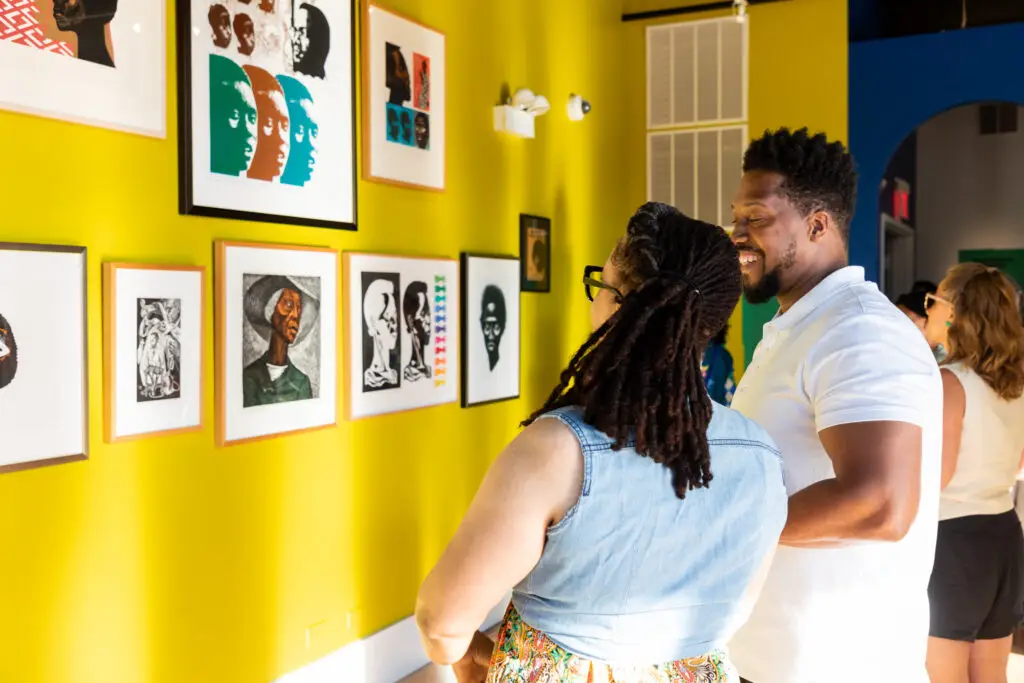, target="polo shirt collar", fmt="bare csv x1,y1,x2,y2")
766,265,866,333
